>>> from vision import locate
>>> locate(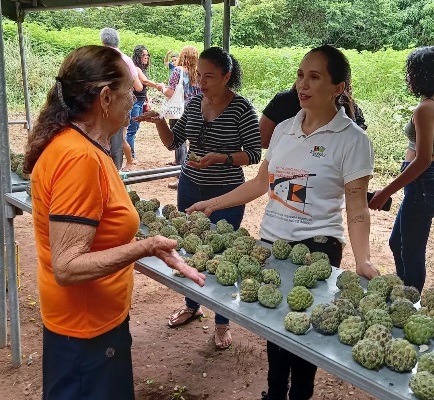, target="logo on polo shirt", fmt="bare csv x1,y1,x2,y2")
310,145,326,158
